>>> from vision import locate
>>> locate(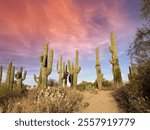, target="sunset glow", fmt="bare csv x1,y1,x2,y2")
0,0,140,85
